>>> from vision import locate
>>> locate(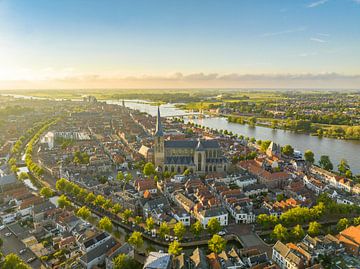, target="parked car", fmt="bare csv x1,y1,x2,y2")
5,232,12,237
19,249,27,254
